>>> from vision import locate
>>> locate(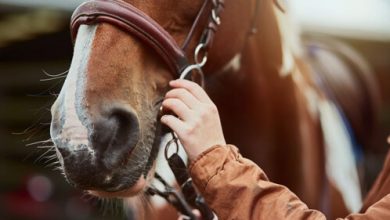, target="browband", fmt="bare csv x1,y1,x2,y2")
71,0,189,77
